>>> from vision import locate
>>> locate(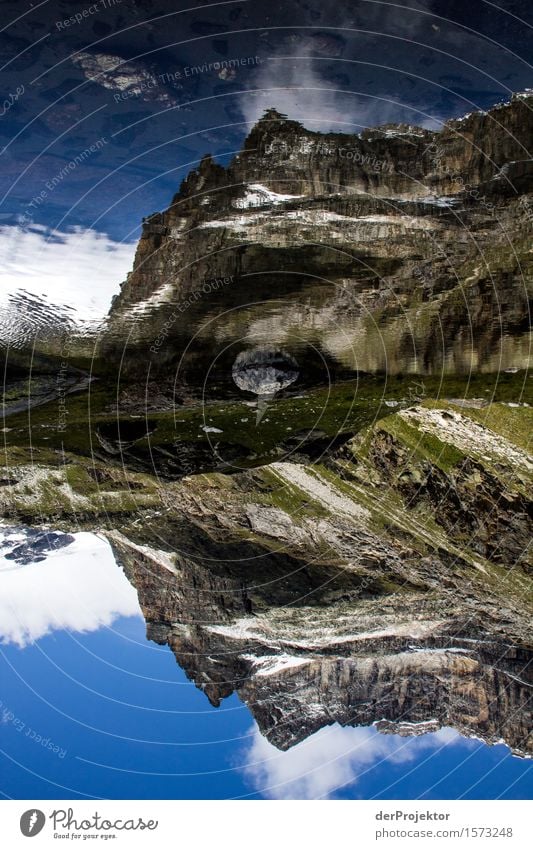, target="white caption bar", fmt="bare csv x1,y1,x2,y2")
1,800,530,848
